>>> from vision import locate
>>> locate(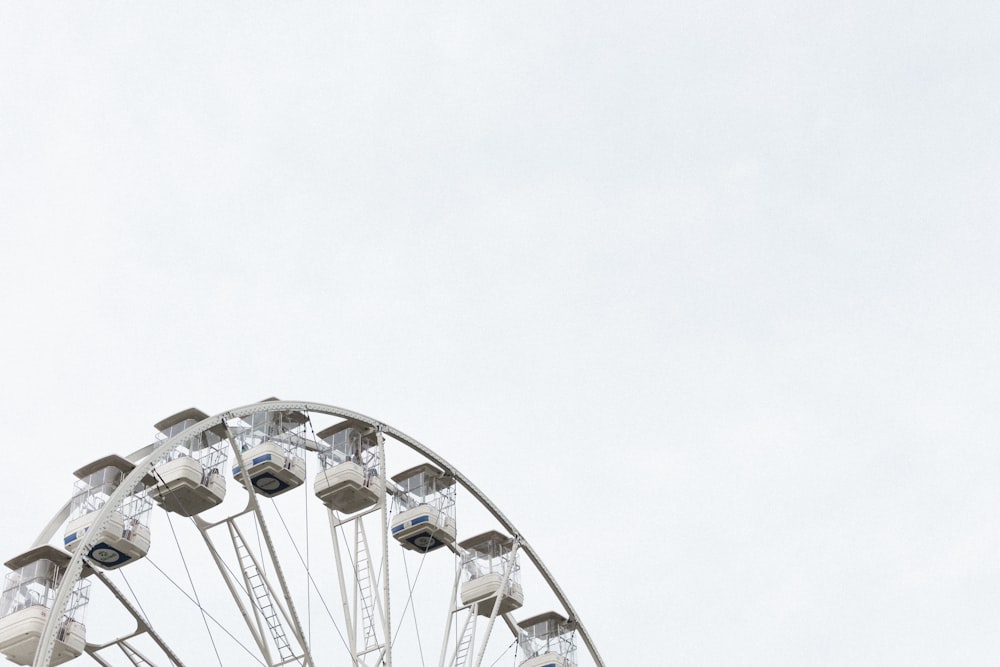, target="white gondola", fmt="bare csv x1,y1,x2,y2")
517,612,578,667
63,456,151,570
0,546,91,666
147,408,229,516
314,423,383,513
459,531,524,616
390,463,456,553
231,404,307,498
